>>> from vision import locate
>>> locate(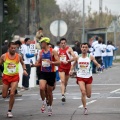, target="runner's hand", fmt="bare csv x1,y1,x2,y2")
69,70,73,75
62,61,68,64
23,70,28,76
